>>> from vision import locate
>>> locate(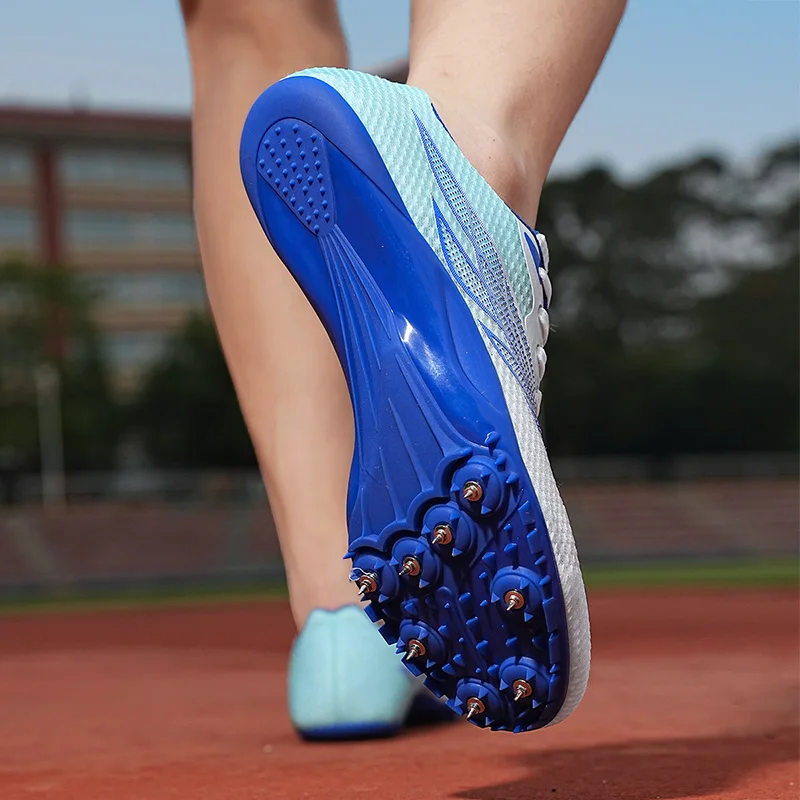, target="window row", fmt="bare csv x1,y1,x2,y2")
64,210,197,252
0,206,198,253
82,270,206,308
0,206,37,251
103,330,170,369
0,143,190,190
